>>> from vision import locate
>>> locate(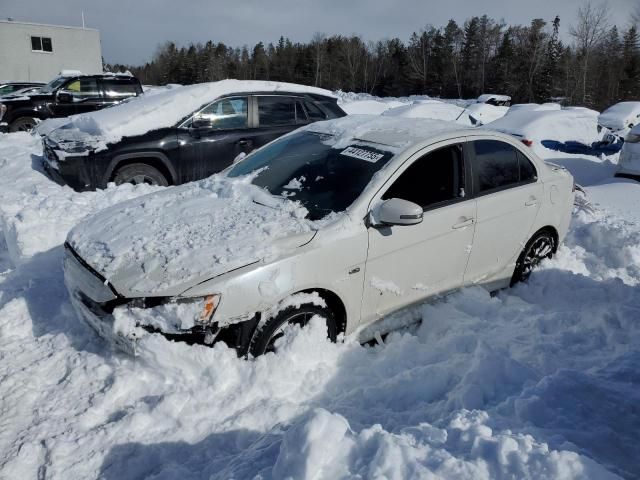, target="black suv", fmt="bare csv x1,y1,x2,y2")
0,74,142,132
42,90,346,190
